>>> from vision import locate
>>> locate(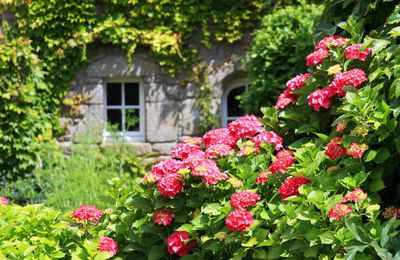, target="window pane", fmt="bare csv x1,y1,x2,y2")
125,82,140,105
227,86,245,117
106,83,122,106
125,109,140,132
107,109,122,131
